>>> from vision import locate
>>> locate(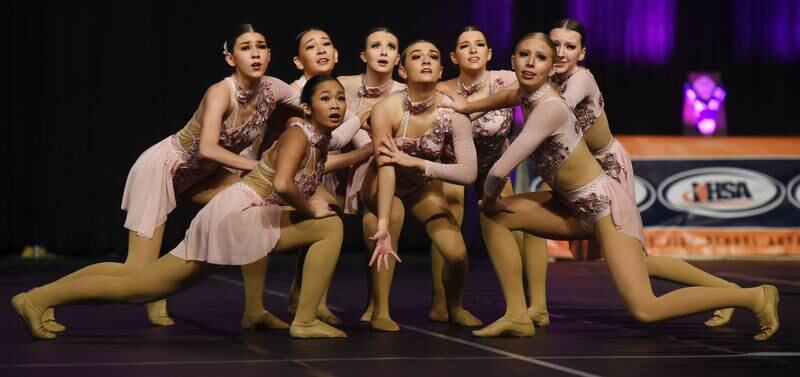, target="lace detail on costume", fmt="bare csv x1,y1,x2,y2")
573,102,595,134
394,107,454,194
562,175,611,219
473,72,514,172
441,72,514,169
262,121,330,205
171,77,277,188
595,149,624,185
457,73,487,97
528,136,570,184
